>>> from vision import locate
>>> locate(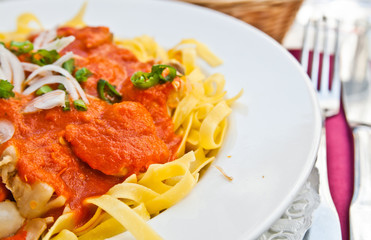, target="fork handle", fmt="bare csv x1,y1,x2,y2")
308,125,342,240
316,125,339,214
350,126,371,240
